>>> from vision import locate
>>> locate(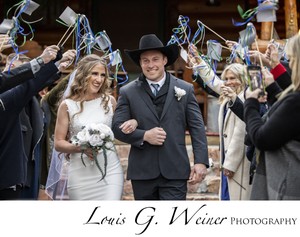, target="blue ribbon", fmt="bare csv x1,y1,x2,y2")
232,1,278,26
